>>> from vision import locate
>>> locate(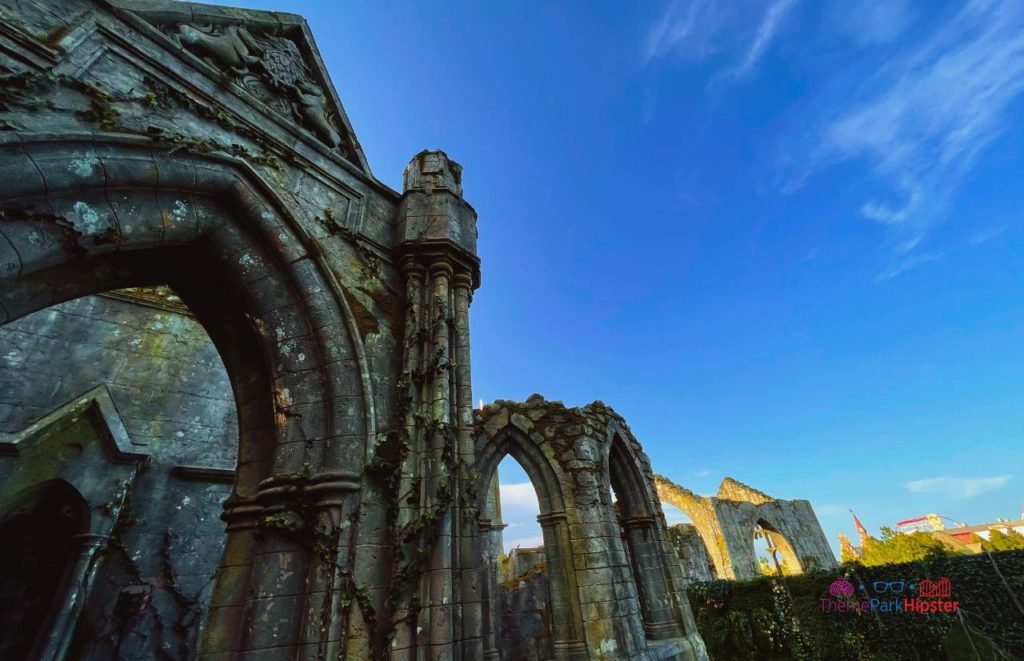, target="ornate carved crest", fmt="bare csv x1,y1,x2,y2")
160,22,351,159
